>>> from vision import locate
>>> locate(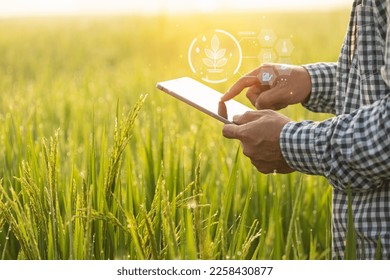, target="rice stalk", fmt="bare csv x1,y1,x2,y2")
191,155,203,258
283,177,303,259
241,220,262,259
104,94,148,203
0,187,41,259
159,167,180,259
16,161,48,240
139,204,158,259
42,131,60,259
214,146,240,259
229,181,256,259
